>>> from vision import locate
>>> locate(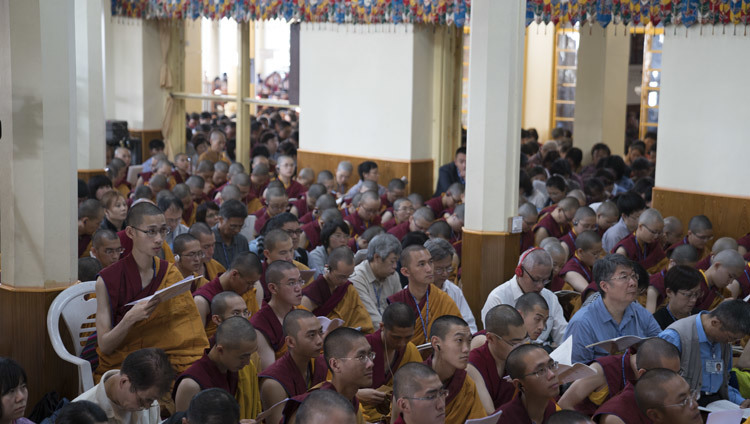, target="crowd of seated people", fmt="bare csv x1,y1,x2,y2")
8,119,750,424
